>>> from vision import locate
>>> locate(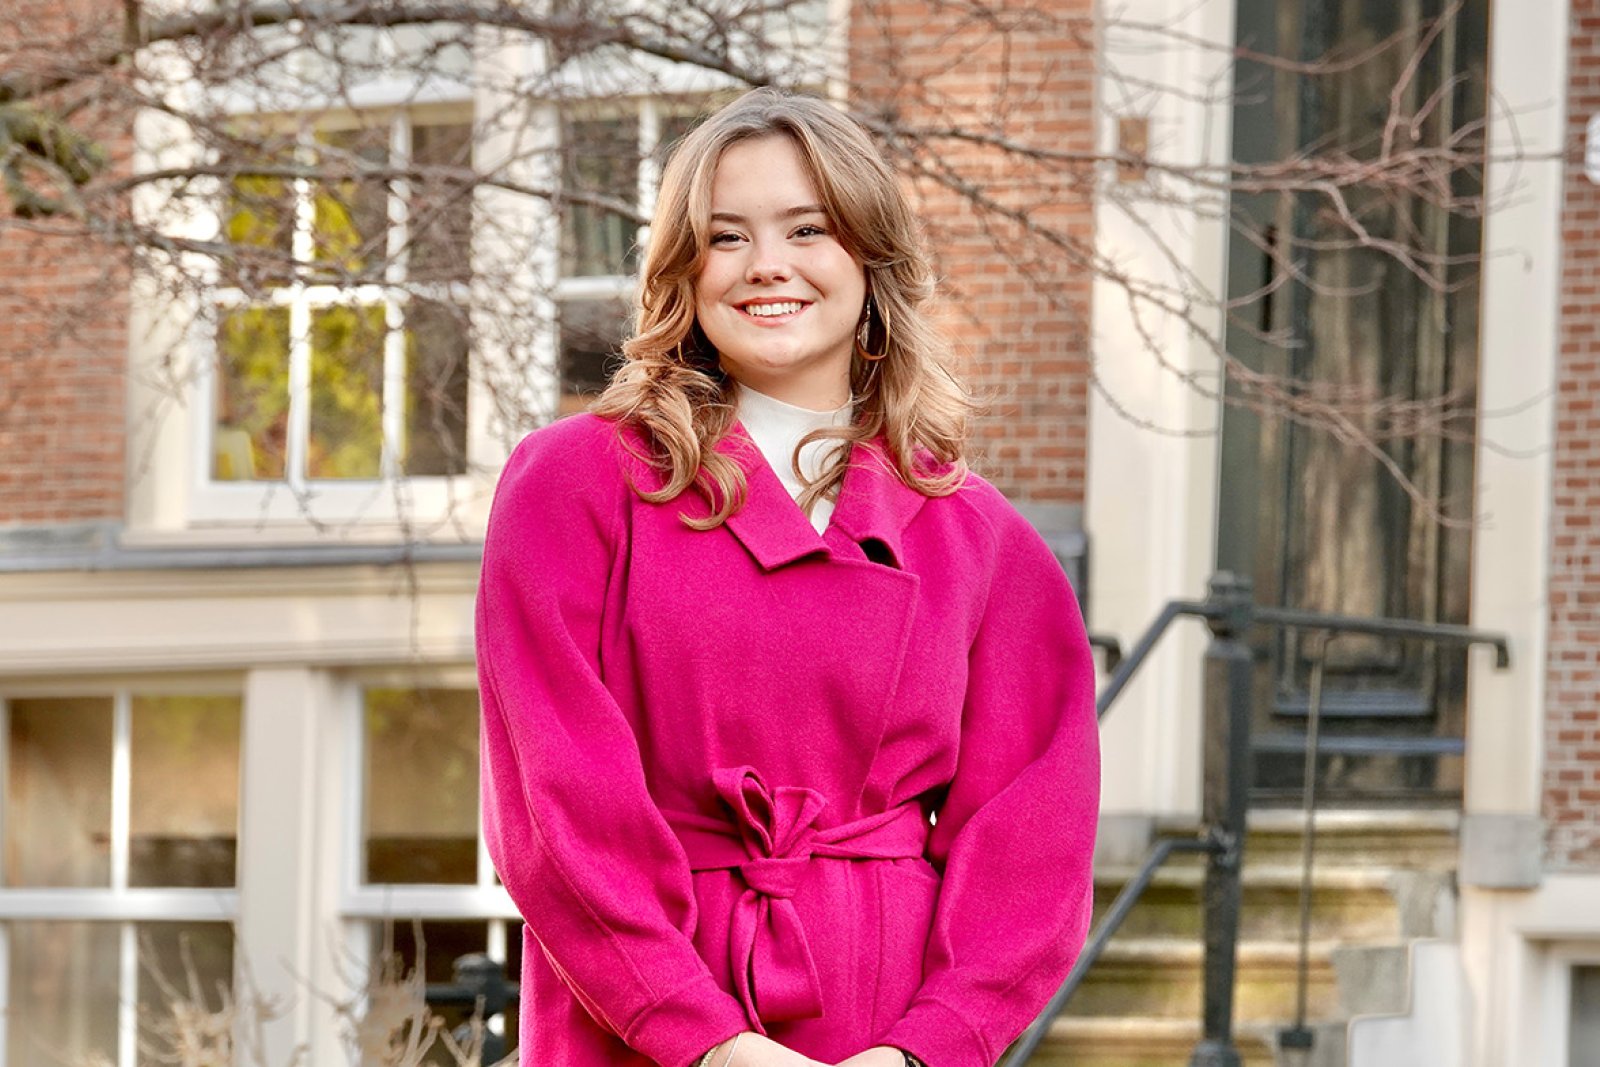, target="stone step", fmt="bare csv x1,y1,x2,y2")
1092,864,1405,942
1240,809,1460,869
1063,938,1344,1022
1008,1017,1281,1067
1055,813,1456,1065
1131,811,1460,871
